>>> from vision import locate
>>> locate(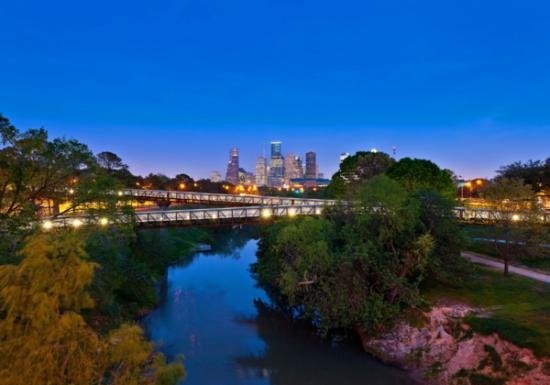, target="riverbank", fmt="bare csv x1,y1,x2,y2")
360,266,550,385
143,238,415,385
363,303,550,385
